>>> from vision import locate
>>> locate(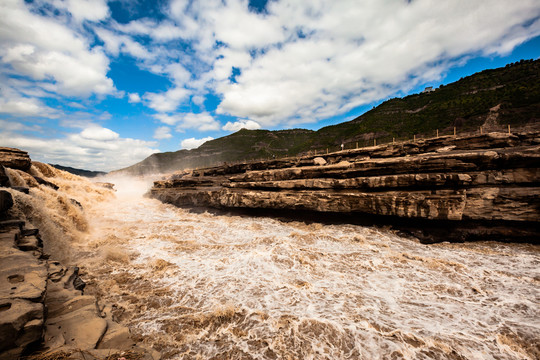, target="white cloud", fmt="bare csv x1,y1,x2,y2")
0,120,42,132
164,0,540,128
0,0,115,96
128,93,141,103
164,63,191,86
153,113,181,126
80,126,119,141
175,112,220,132
0,81,59,117
180,136,214,150
64,0,110,22
154,112,220,132
0,96,50,116
114,19,185,42
121,37,154,60
0,127,159,172
144,87,190,112
153,126,173,140
95,28,153,60
209,0,284,50
94,28,122,56
191,95,205,106
222,119,261,132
